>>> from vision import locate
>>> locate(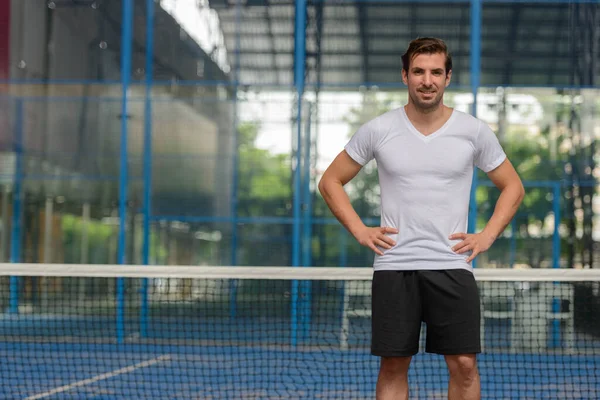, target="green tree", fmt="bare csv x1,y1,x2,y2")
235,122,292,265
238,122,291,215
478,124,567,268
